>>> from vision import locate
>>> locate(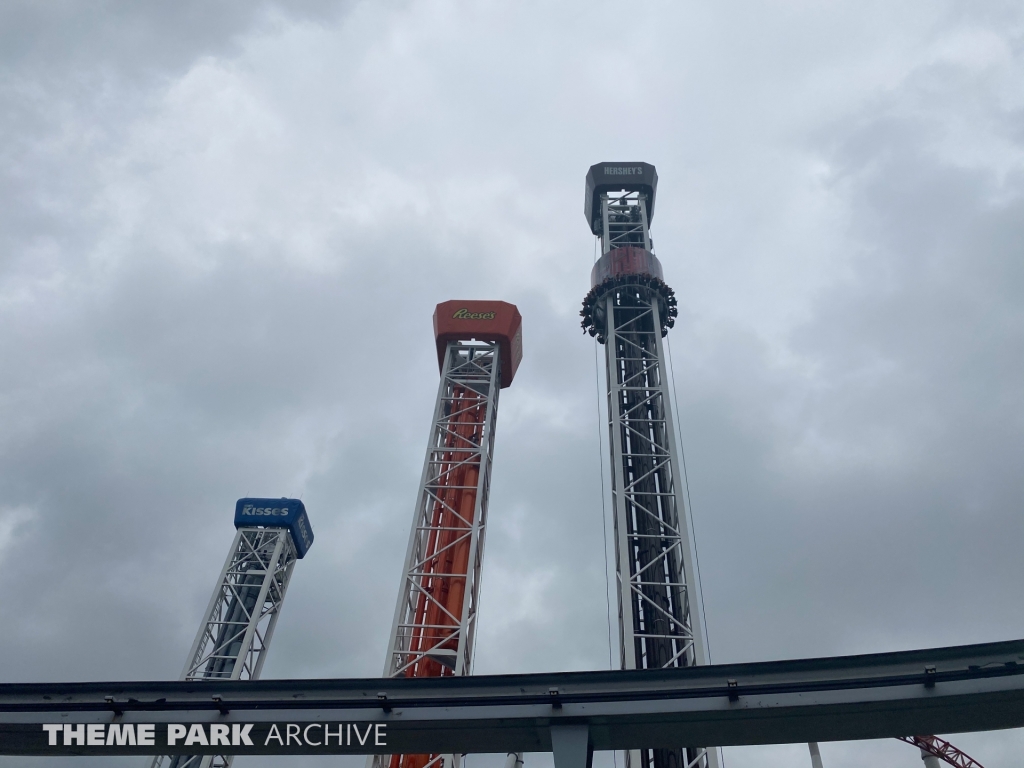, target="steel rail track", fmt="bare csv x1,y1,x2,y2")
0,638,1021,757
